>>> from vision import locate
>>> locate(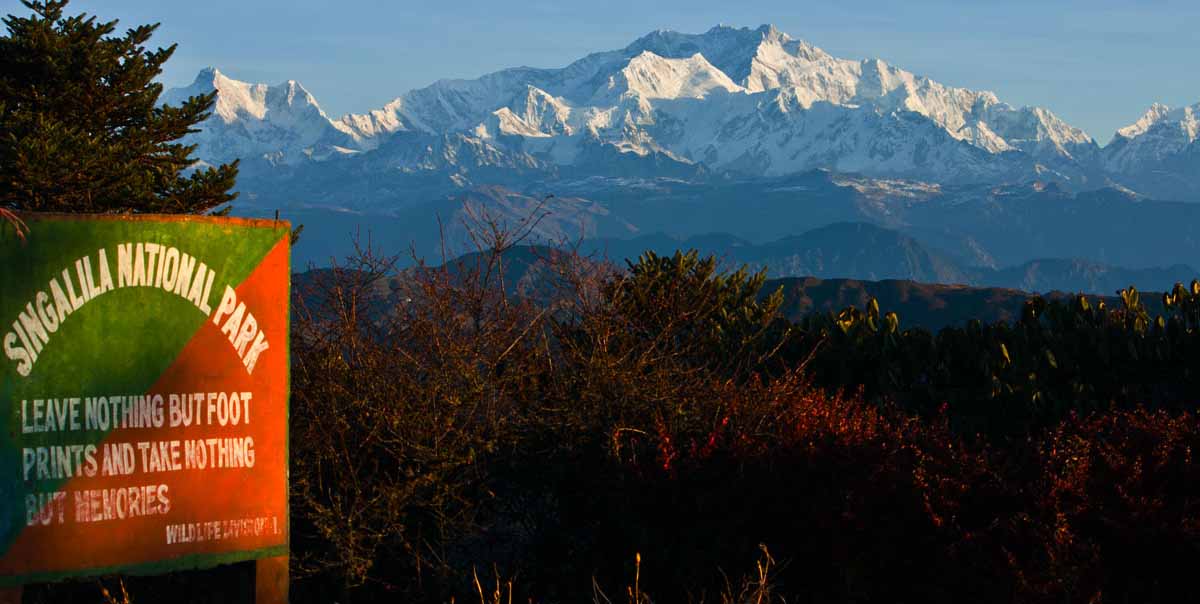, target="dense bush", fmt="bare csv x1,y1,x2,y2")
1019,408,1200,601
290,245,551,602
788,282,1200,437
285,245,1200,604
